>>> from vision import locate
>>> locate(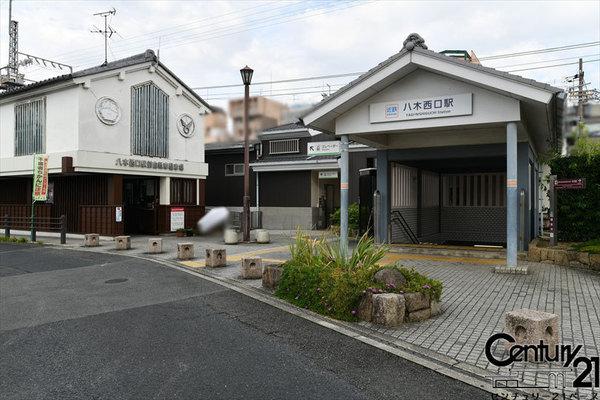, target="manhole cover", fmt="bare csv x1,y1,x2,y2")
105,278,128,284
